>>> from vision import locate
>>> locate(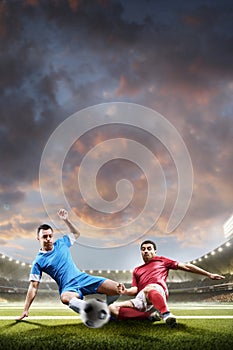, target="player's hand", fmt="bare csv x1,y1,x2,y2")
117,283,126,294
209,273,225,280
57,208,68,221
16,311,28,321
